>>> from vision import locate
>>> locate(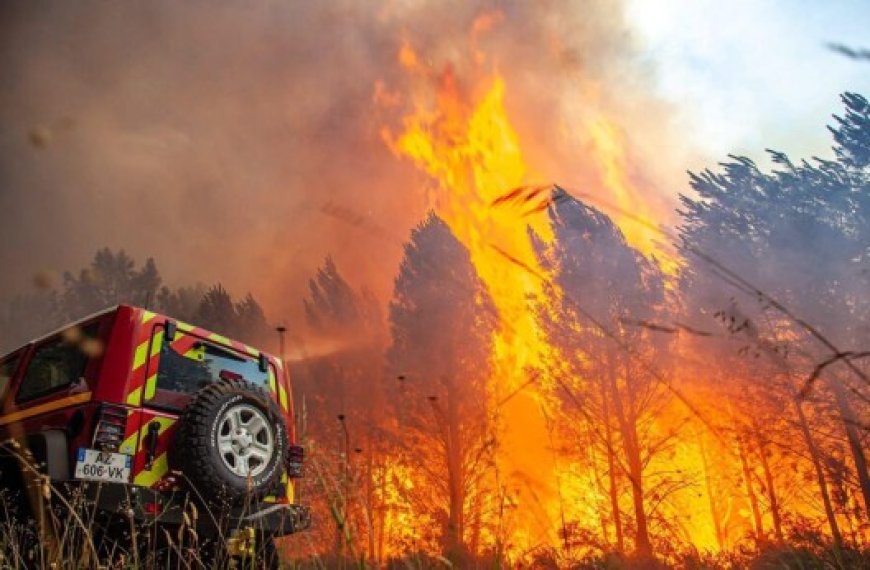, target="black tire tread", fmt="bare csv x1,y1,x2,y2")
171,379,286,503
